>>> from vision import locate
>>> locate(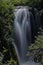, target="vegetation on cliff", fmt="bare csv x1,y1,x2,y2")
0,0,43,65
